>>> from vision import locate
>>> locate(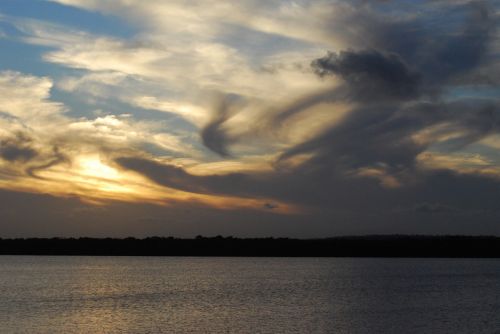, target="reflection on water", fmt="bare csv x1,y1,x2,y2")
0,256,498,333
